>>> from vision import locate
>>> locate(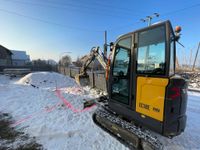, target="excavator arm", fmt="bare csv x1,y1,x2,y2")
75,46,107,86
